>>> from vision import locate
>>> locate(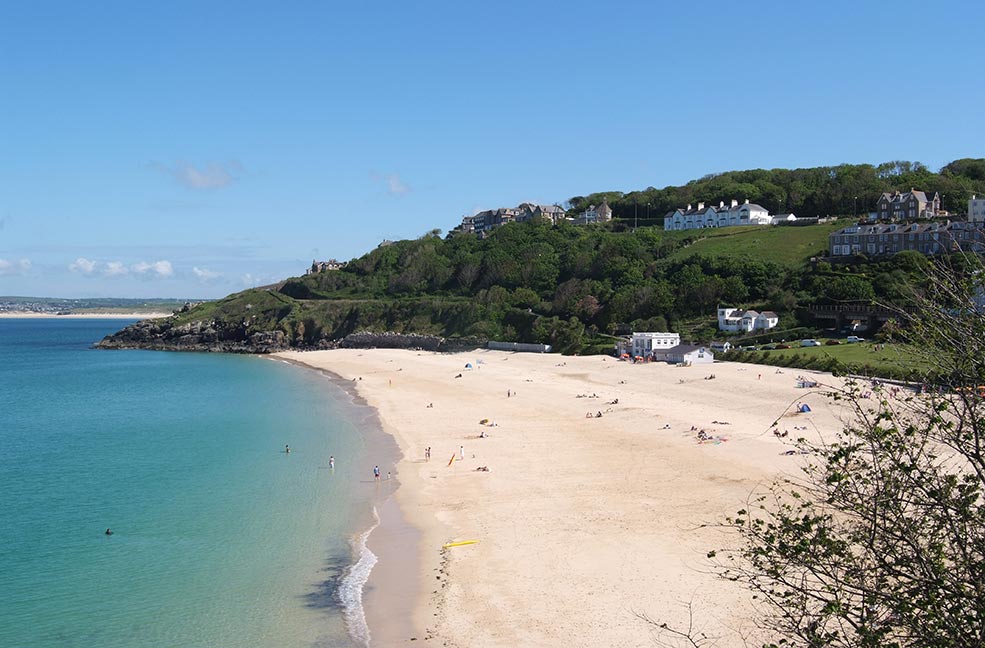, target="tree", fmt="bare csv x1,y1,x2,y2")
712,255,985,647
